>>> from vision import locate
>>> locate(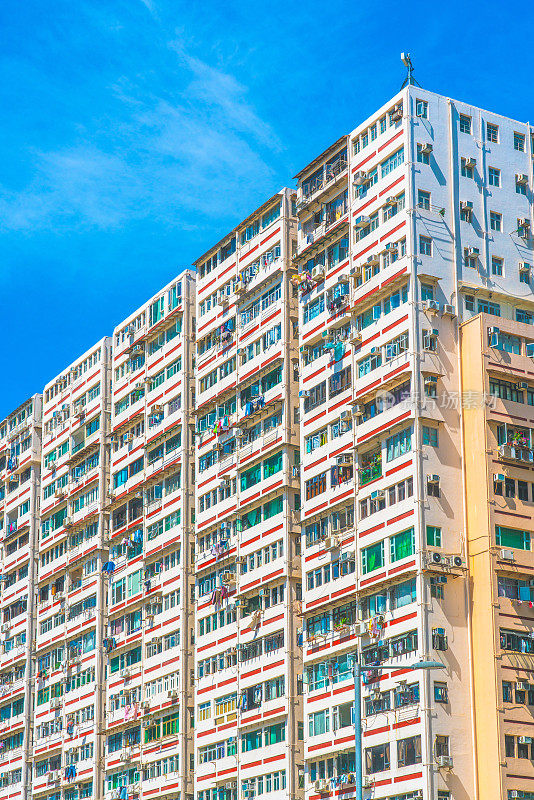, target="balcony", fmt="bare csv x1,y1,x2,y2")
498,443,534,463
358,453,382,487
